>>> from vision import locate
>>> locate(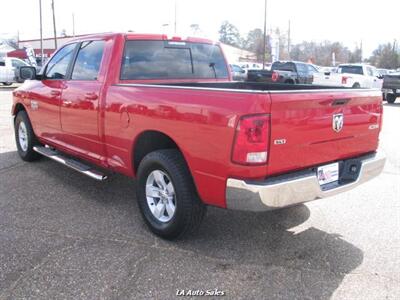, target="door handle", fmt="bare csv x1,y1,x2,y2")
84,92,98,100
50,90,61,96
